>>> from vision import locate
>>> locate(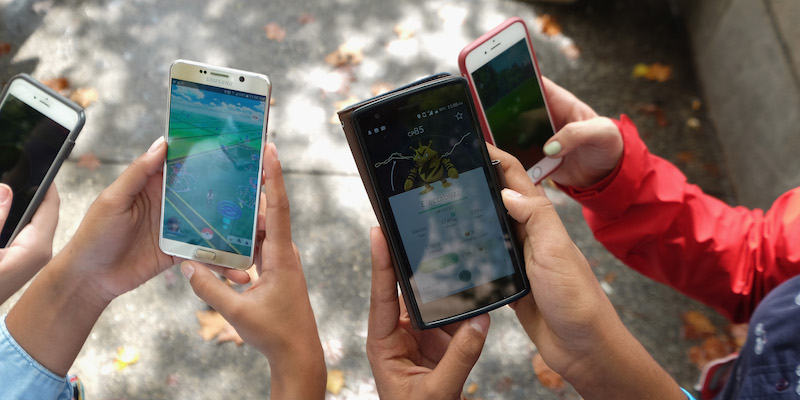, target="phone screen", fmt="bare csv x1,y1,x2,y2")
162,79,266,256
357,81,521,307
0,94,70,247
471,39,552,169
